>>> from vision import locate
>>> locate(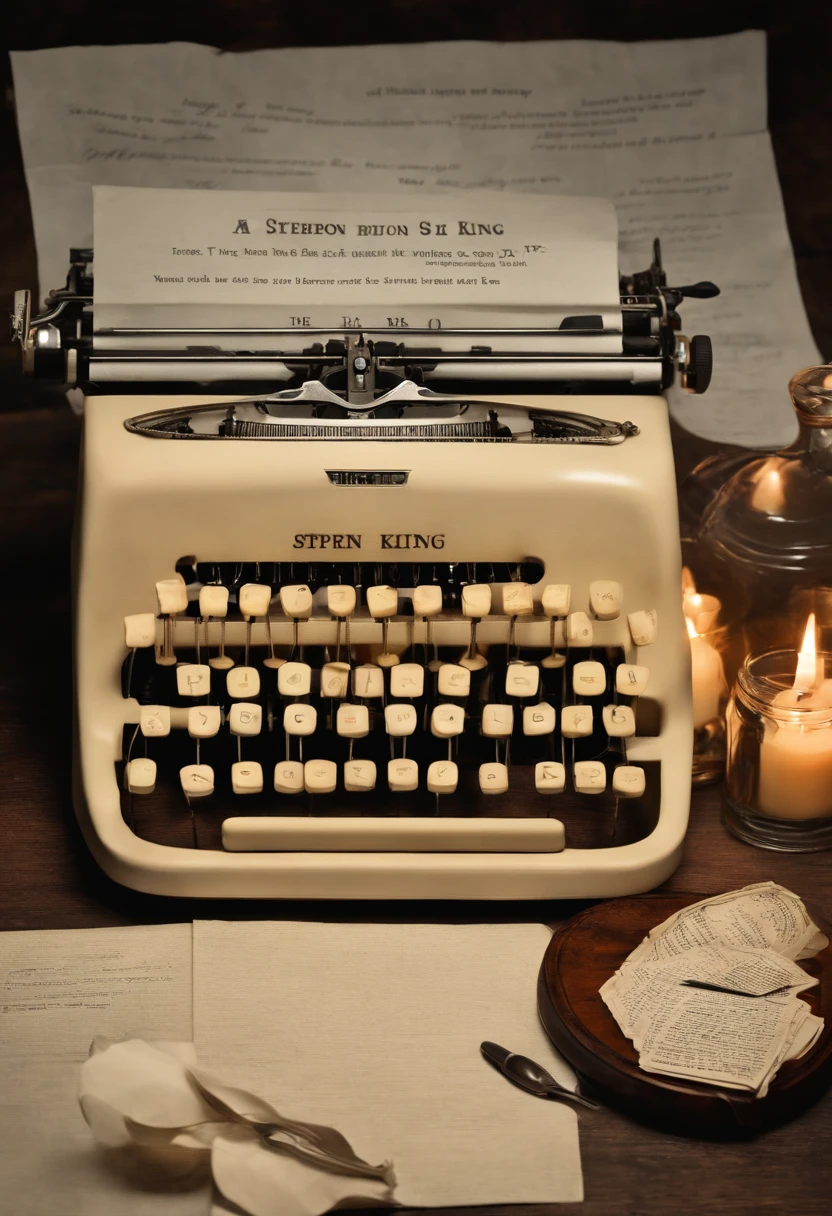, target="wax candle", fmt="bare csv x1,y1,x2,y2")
758,722,832,818
684,590,722,634
758,615,832,819
681,568,722,634
687,616,725,729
